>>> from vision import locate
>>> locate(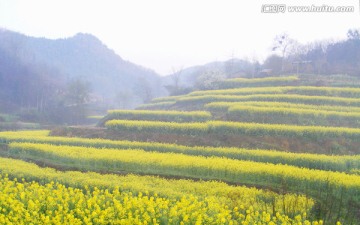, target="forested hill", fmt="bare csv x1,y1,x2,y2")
0,29,164,112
